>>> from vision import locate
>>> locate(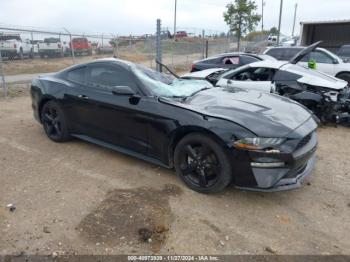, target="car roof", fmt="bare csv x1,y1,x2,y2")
59,58,136,73
196,52,261,63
